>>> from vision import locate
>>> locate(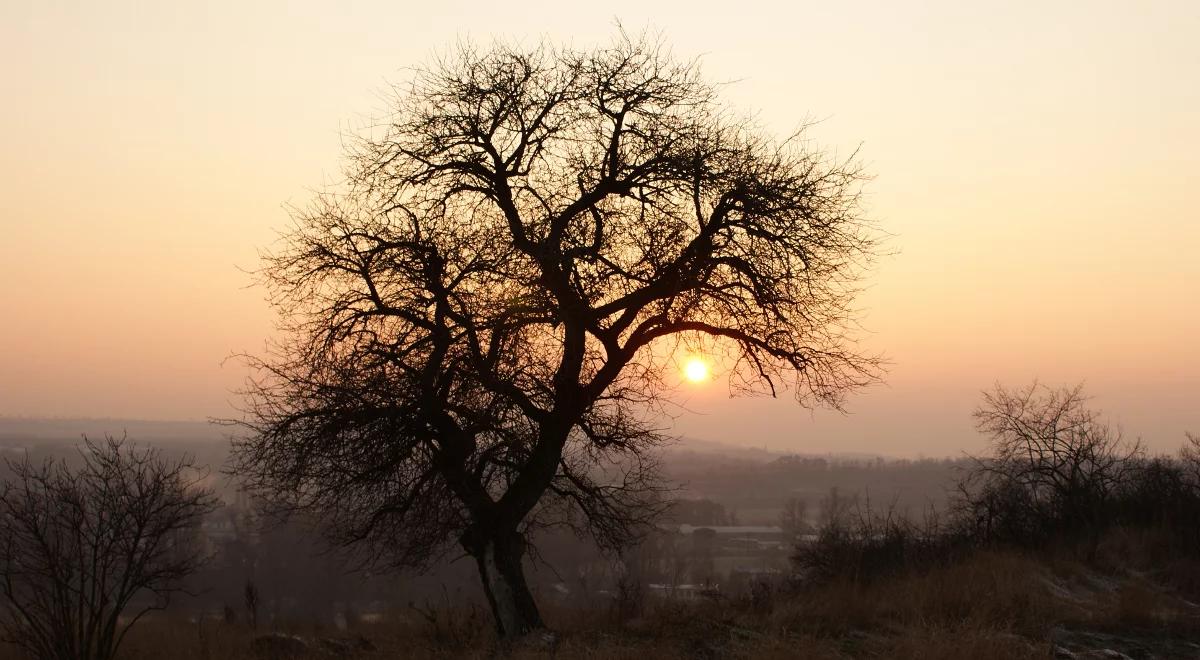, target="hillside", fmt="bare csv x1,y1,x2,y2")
34,530,1199,660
